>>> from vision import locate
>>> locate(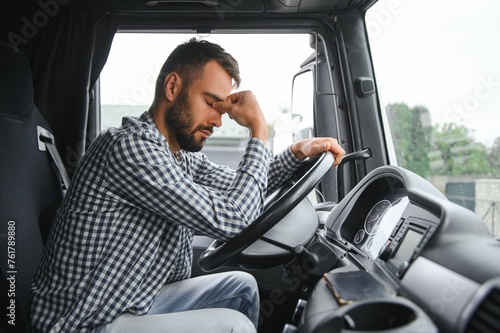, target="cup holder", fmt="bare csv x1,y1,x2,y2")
341,301,416,330
317,297,437,333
